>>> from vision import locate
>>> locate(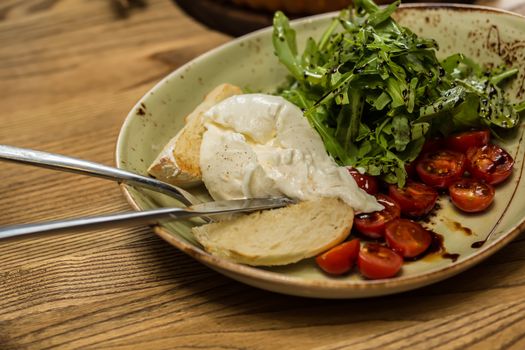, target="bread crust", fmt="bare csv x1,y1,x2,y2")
147,83,242,187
